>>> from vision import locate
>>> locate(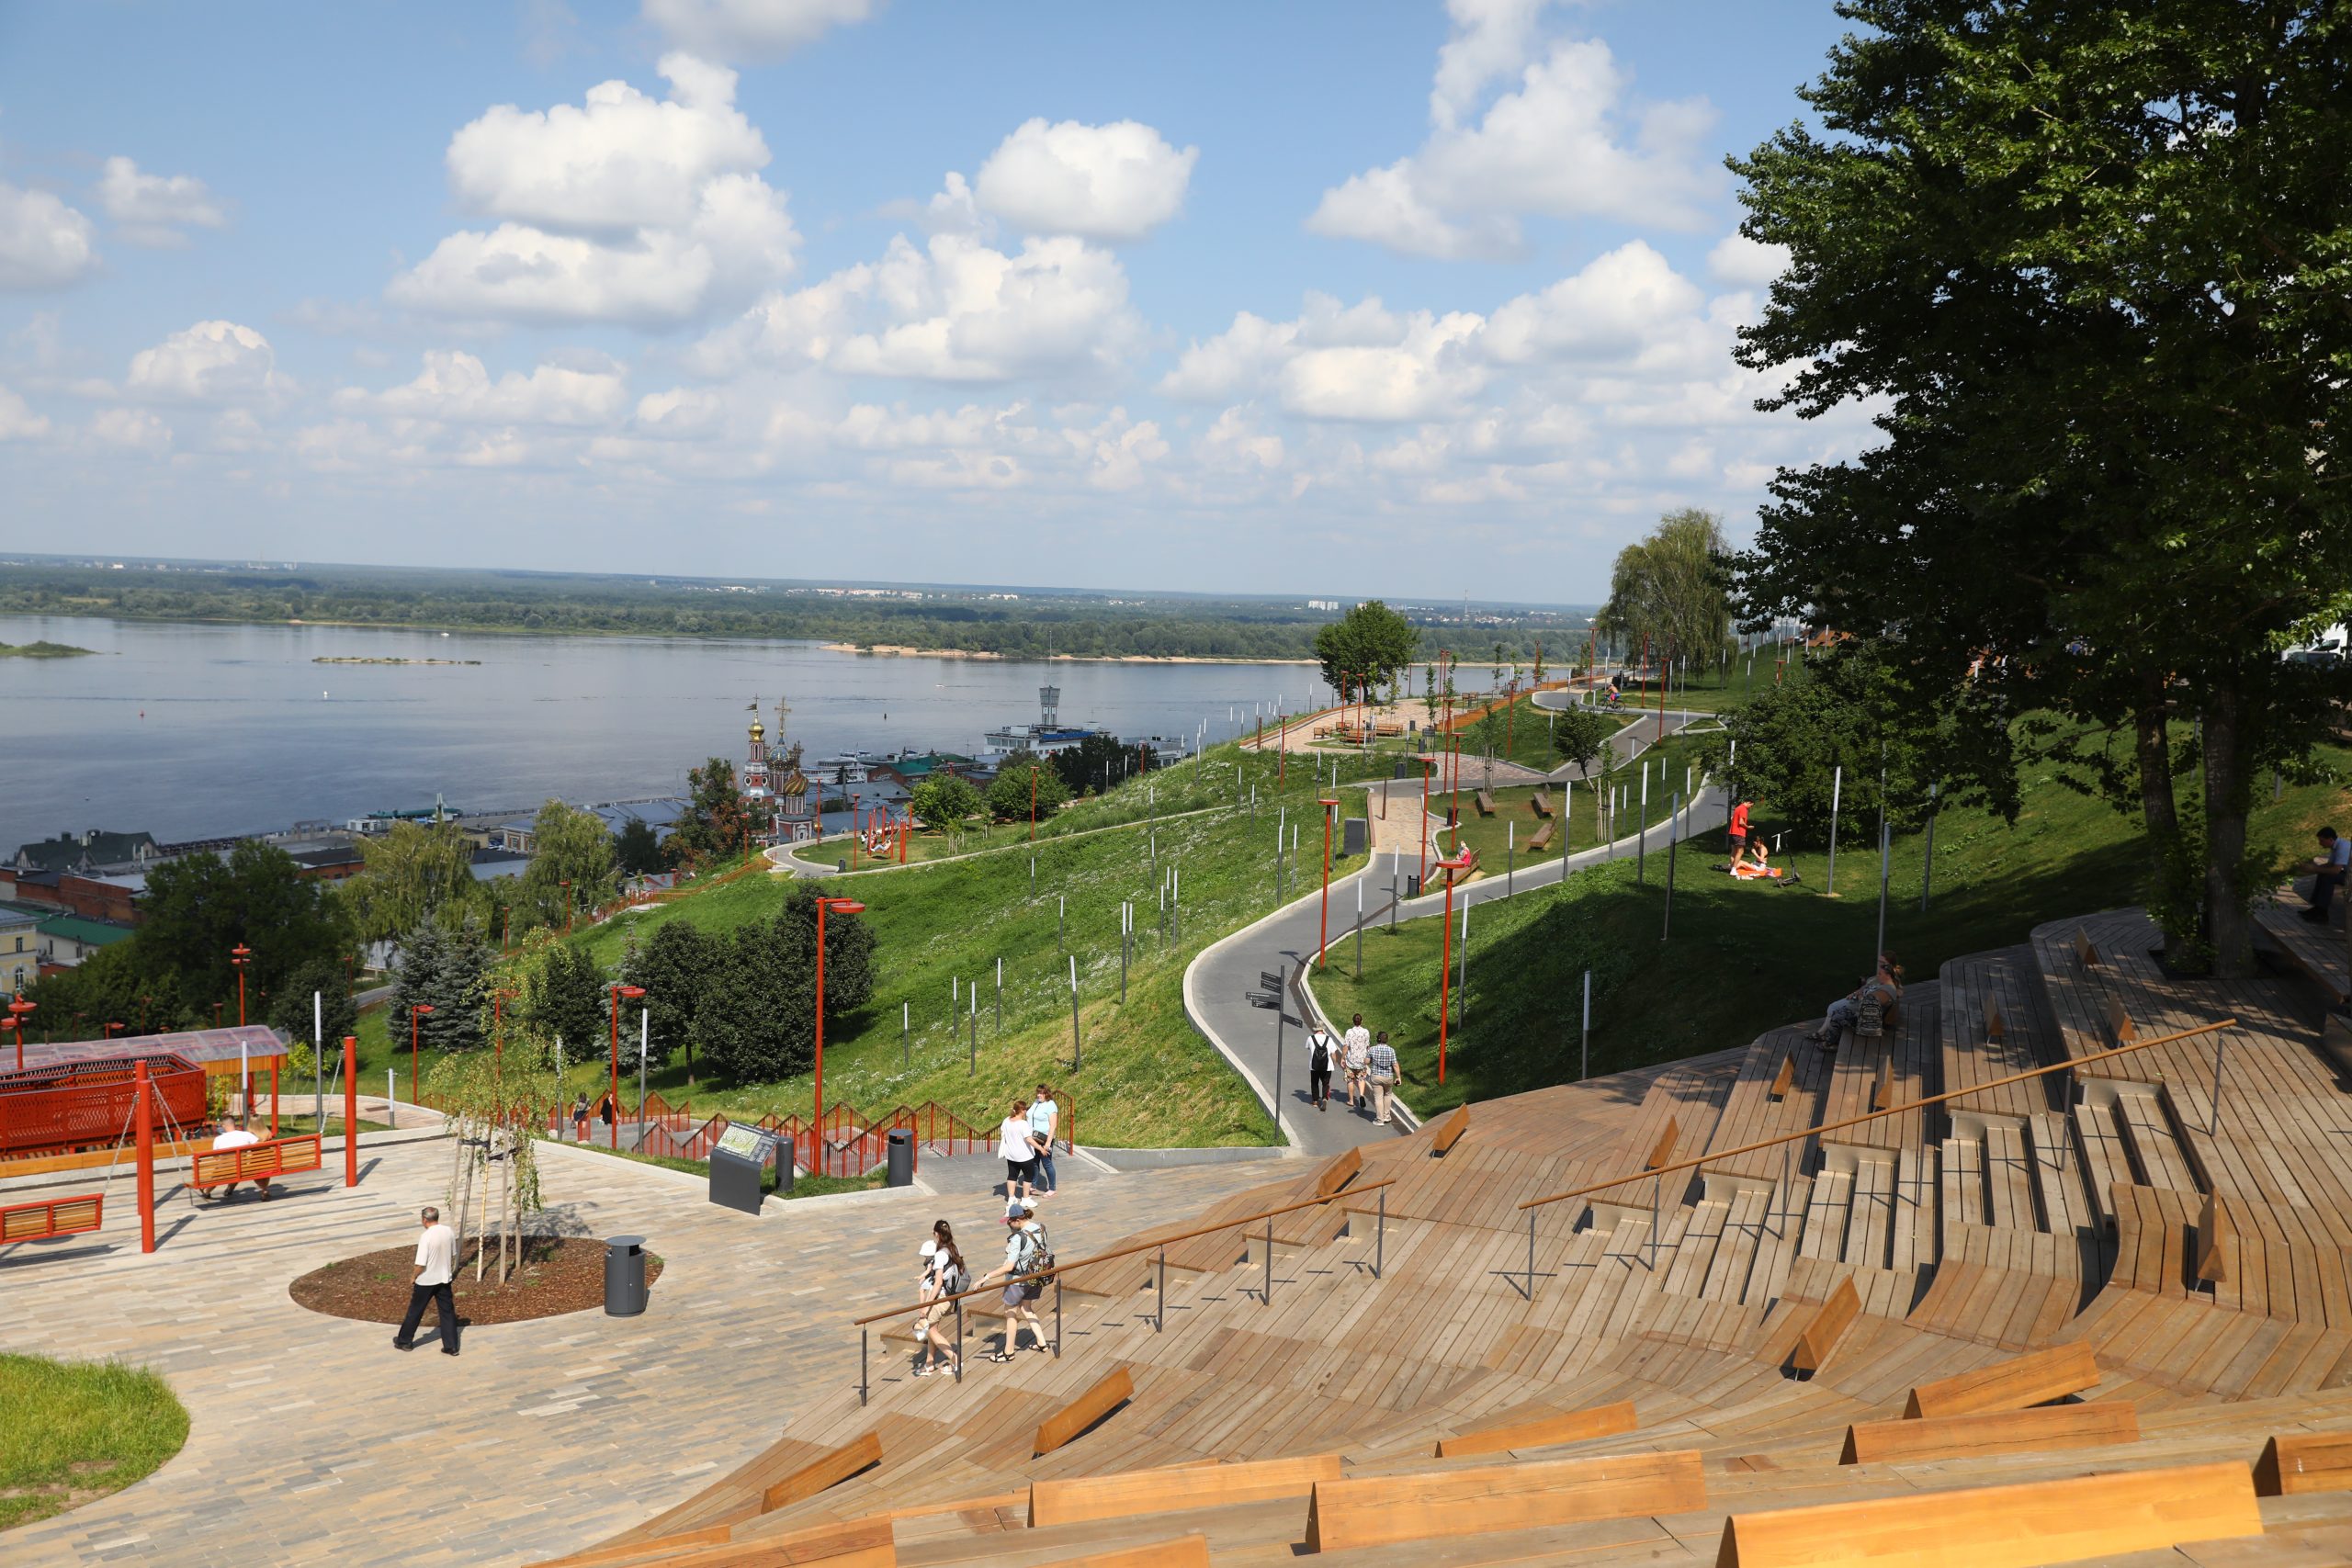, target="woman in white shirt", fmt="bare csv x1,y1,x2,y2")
997,1098,1037,1201
913,1219,965,1378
